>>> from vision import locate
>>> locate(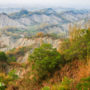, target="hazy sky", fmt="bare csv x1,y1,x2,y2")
0,0,90,9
